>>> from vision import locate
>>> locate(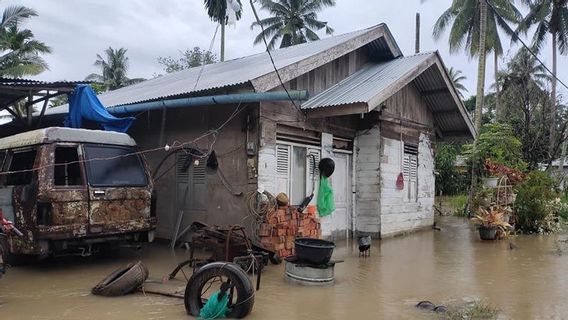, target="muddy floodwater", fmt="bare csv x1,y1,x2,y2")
3,216,568,319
